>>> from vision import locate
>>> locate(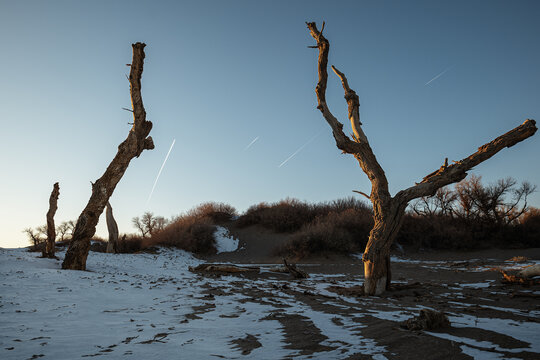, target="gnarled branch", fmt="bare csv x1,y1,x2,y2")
396,119,537,203
306,22,390,204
